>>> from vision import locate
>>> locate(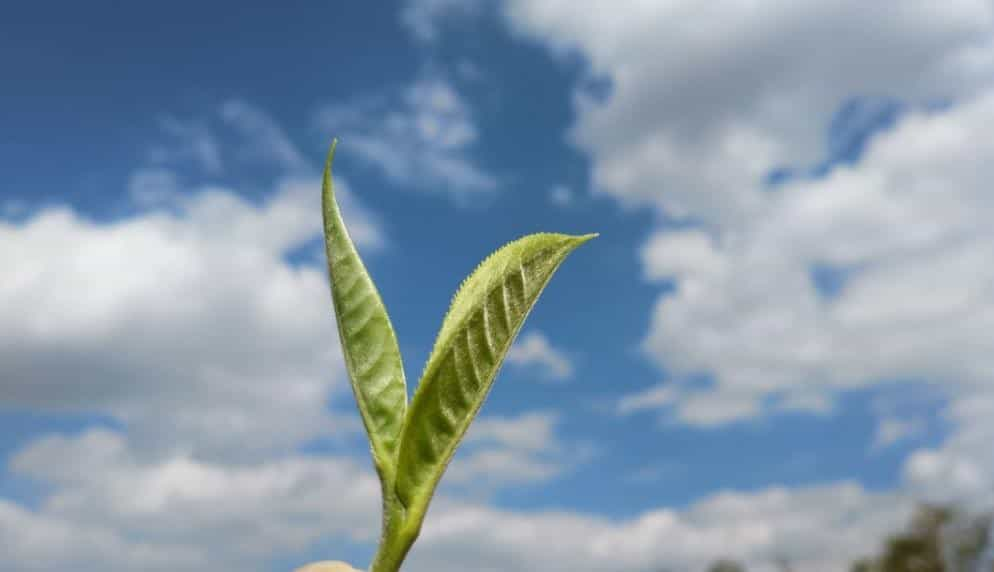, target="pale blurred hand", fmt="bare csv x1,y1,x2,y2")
294,561,362,572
